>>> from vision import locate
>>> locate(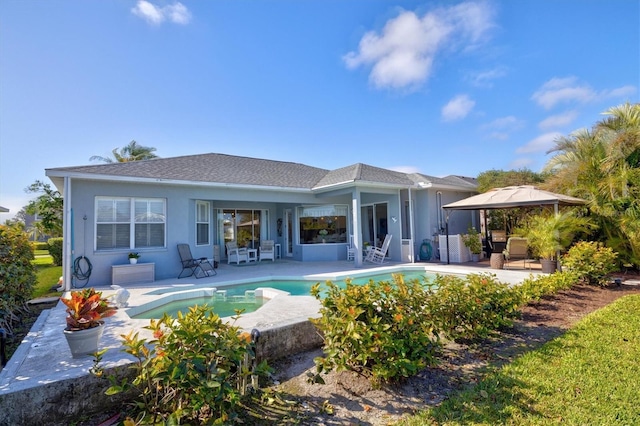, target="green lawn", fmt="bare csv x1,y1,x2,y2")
31,251,62,298
400,295,640,425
